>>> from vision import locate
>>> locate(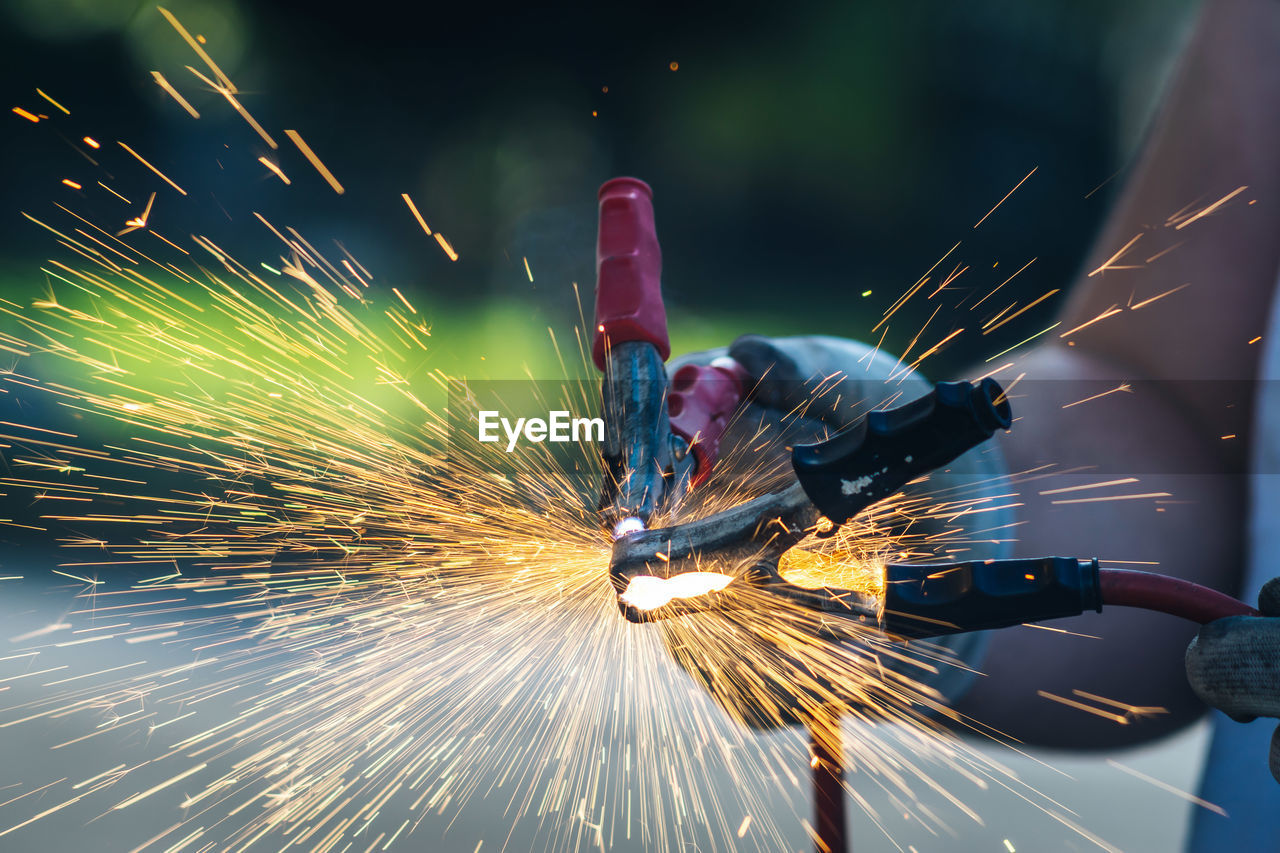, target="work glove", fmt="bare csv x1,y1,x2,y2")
662,334,1013,728
1185,578,1280,782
